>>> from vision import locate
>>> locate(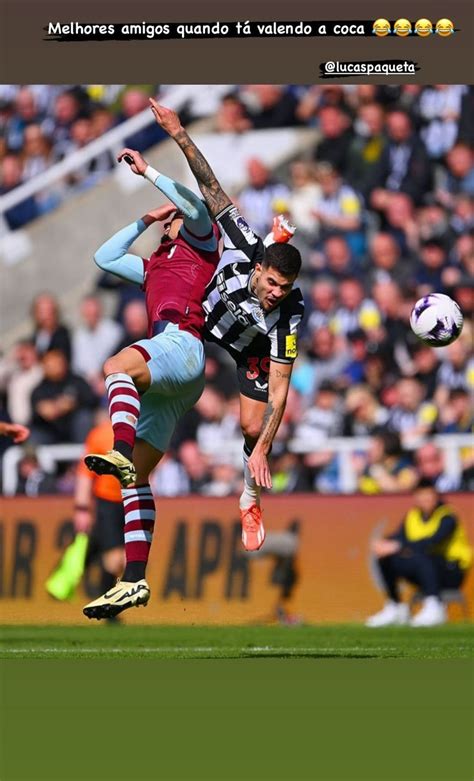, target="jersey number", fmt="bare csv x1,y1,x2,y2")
246,356,270,380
